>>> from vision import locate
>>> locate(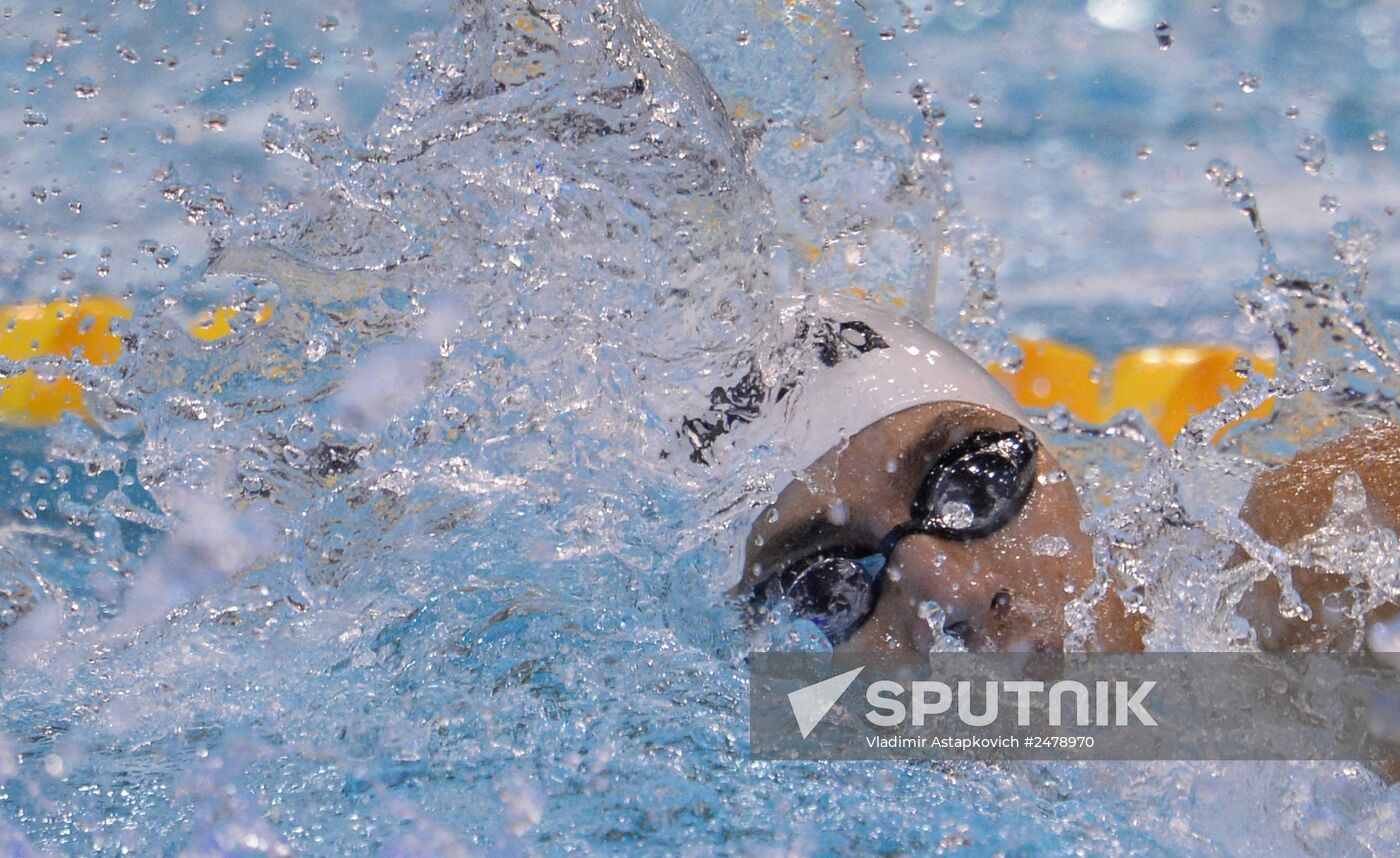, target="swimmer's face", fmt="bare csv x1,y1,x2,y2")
741,402,1143,653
